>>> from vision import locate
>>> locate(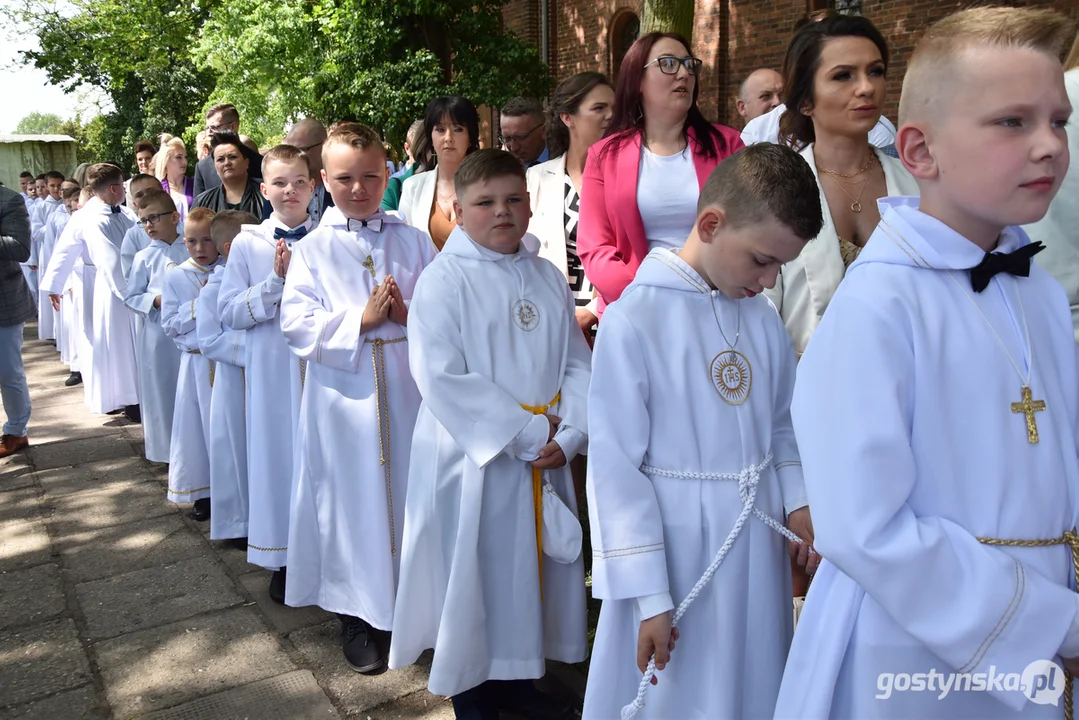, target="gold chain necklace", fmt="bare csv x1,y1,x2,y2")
827,174,869,213
816,152,874,179
708,292,752,405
